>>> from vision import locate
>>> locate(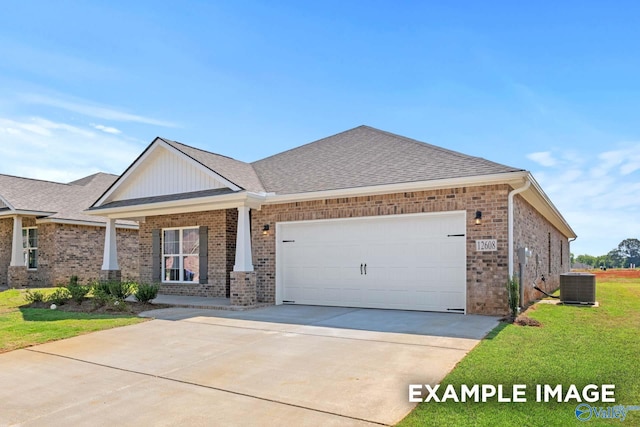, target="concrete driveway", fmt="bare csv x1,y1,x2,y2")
0,305,498,426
